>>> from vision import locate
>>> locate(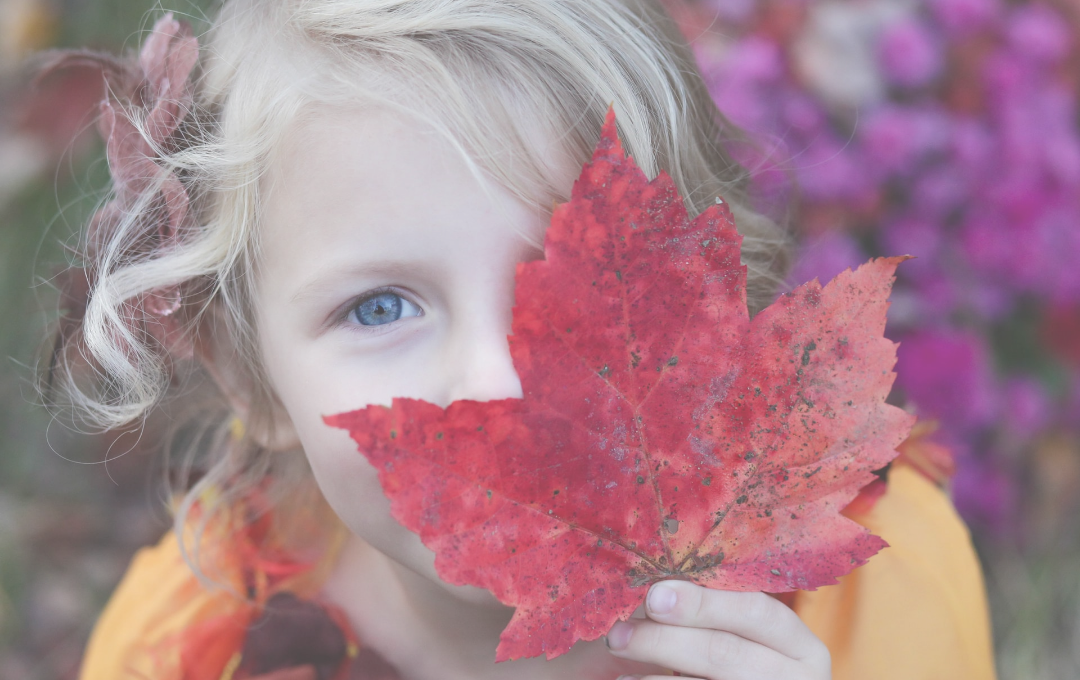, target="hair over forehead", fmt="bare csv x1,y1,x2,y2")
196,0,746,215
